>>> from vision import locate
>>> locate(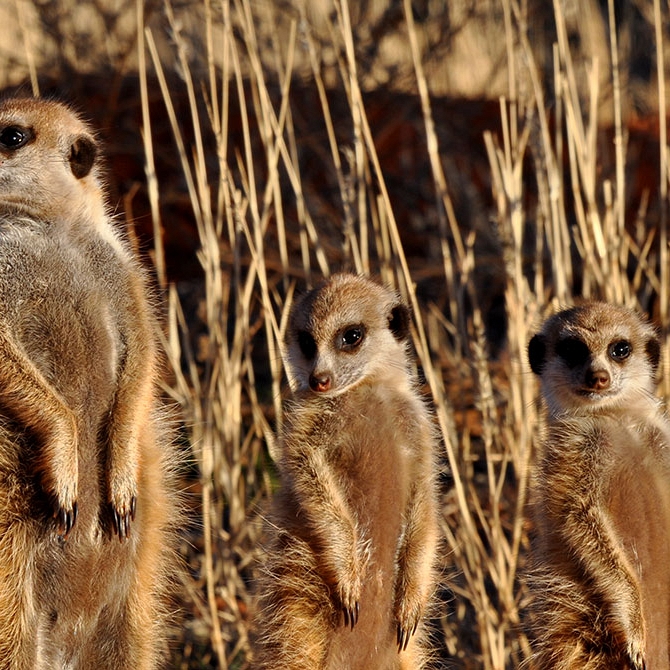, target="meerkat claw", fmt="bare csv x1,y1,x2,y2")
398,627,408,652
55,501,78,538
397,618,418,652
342,601,359,630
111,495,137,540
397,626,406,652
112,507,129,540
